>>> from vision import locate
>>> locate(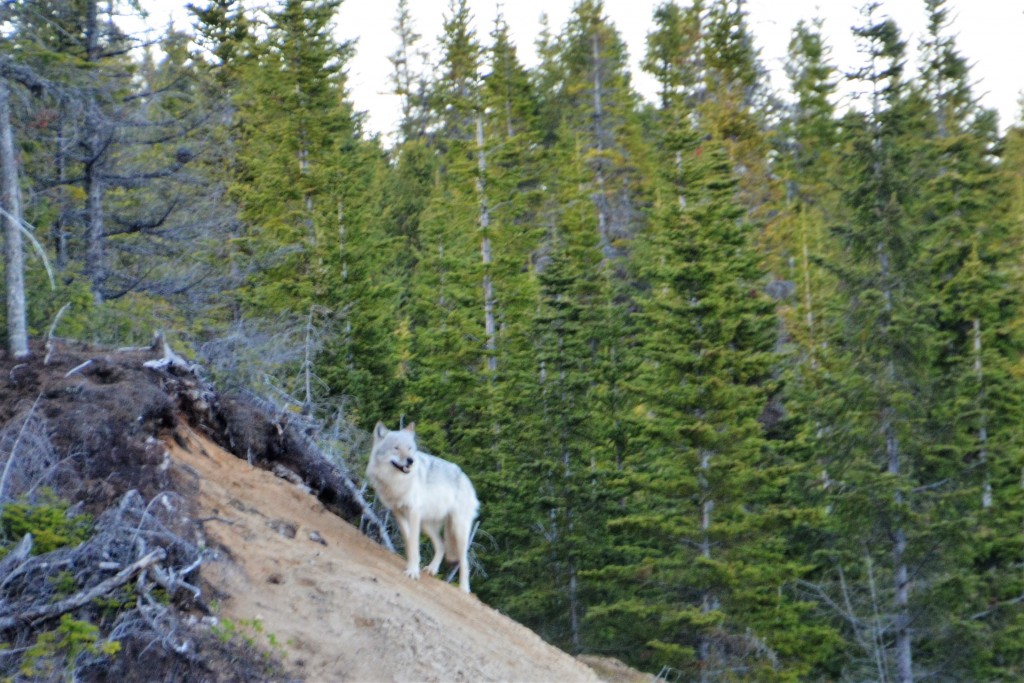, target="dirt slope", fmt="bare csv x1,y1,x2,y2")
170,427,603,683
